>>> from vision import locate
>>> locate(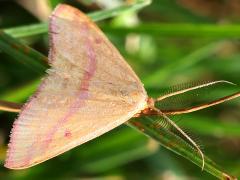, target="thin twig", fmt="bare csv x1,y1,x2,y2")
0,100,22,113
